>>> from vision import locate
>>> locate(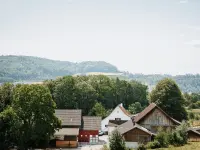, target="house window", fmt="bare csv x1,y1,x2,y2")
115,118,121,121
